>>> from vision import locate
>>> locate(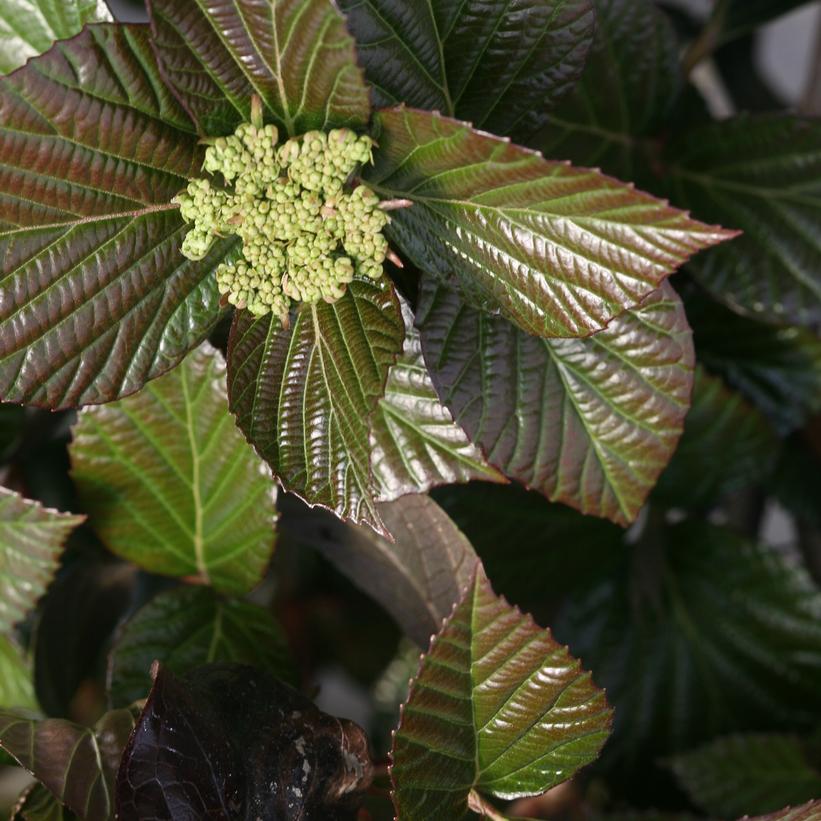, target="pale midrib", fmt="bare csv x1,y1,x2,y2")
181,368,208,583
